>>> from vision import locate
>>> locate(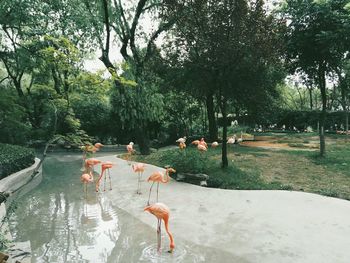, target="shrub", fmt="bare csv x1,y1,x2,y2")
157,148,209,174
0,144,35,180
